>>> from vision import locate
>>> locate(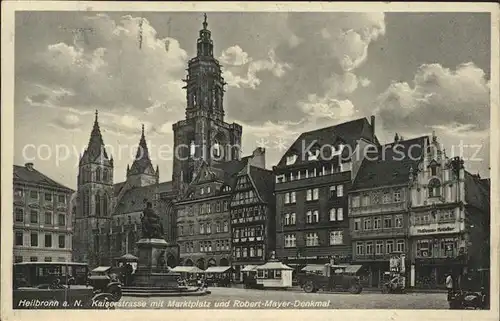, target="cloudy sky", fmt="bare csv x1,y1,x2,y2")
14,11,491,189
